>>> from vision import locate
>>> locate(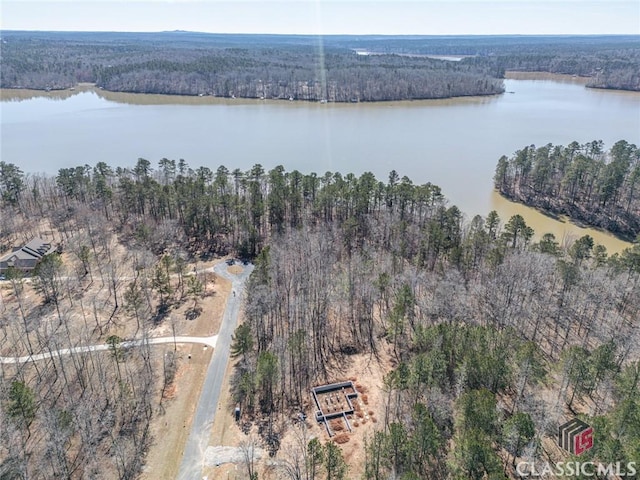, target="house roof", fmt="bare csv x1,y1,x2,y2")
0,238,54,265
